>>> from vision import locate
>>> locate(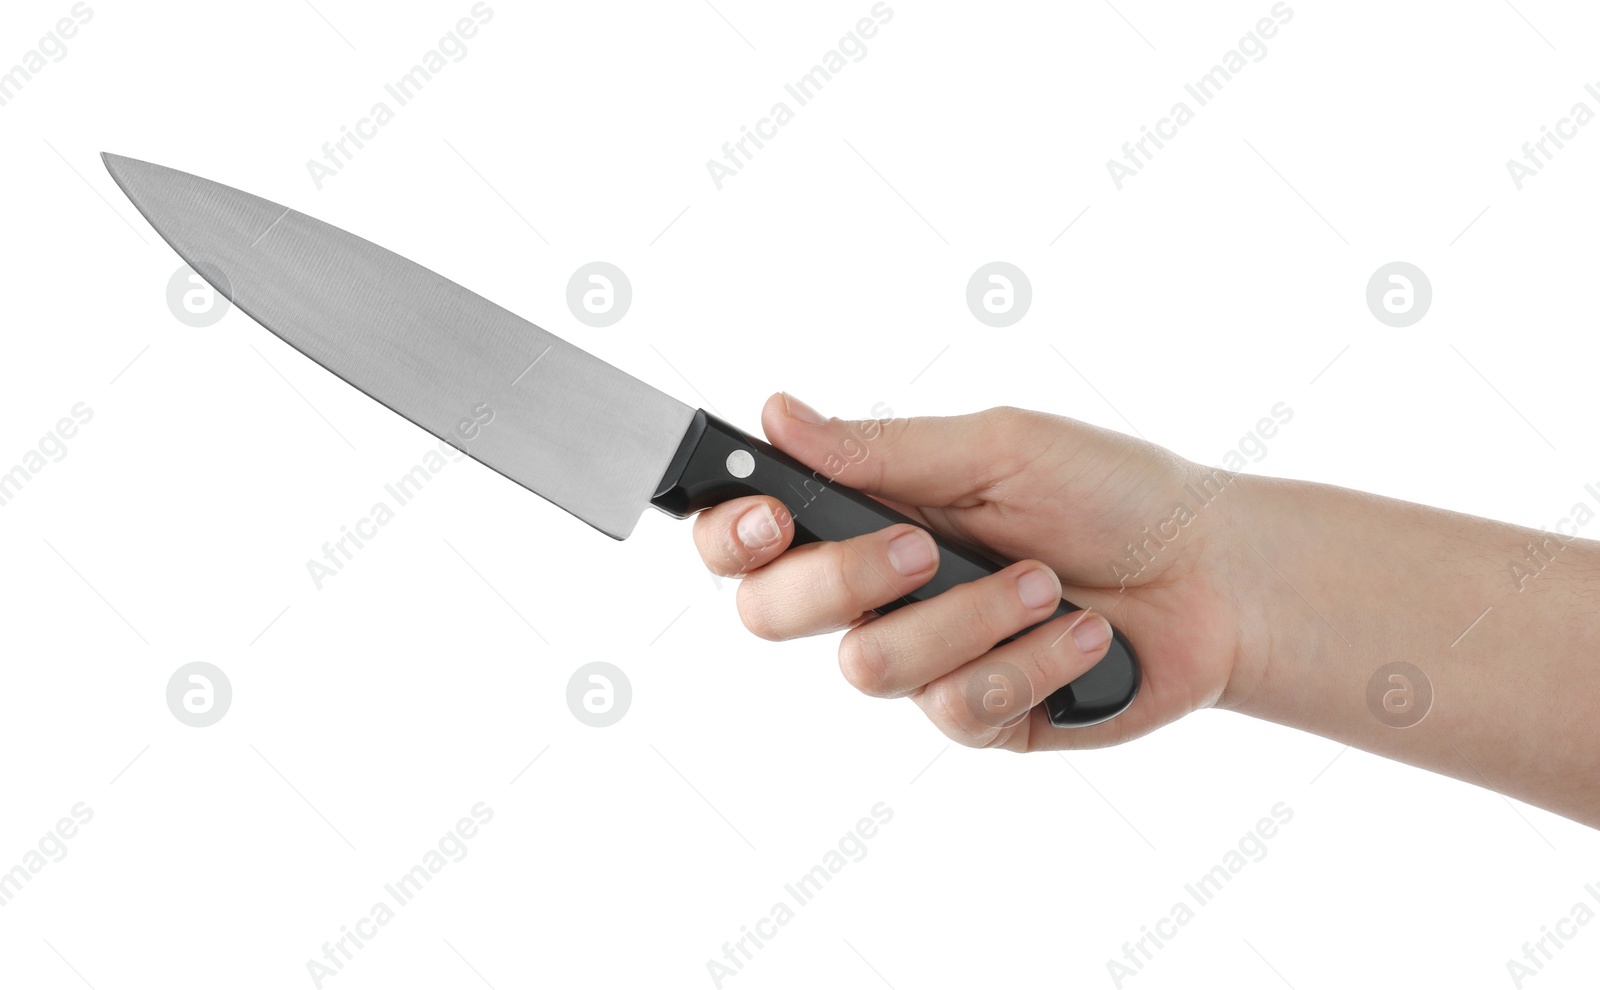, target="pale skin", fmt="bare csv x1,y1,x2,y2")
692,393,1600,828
